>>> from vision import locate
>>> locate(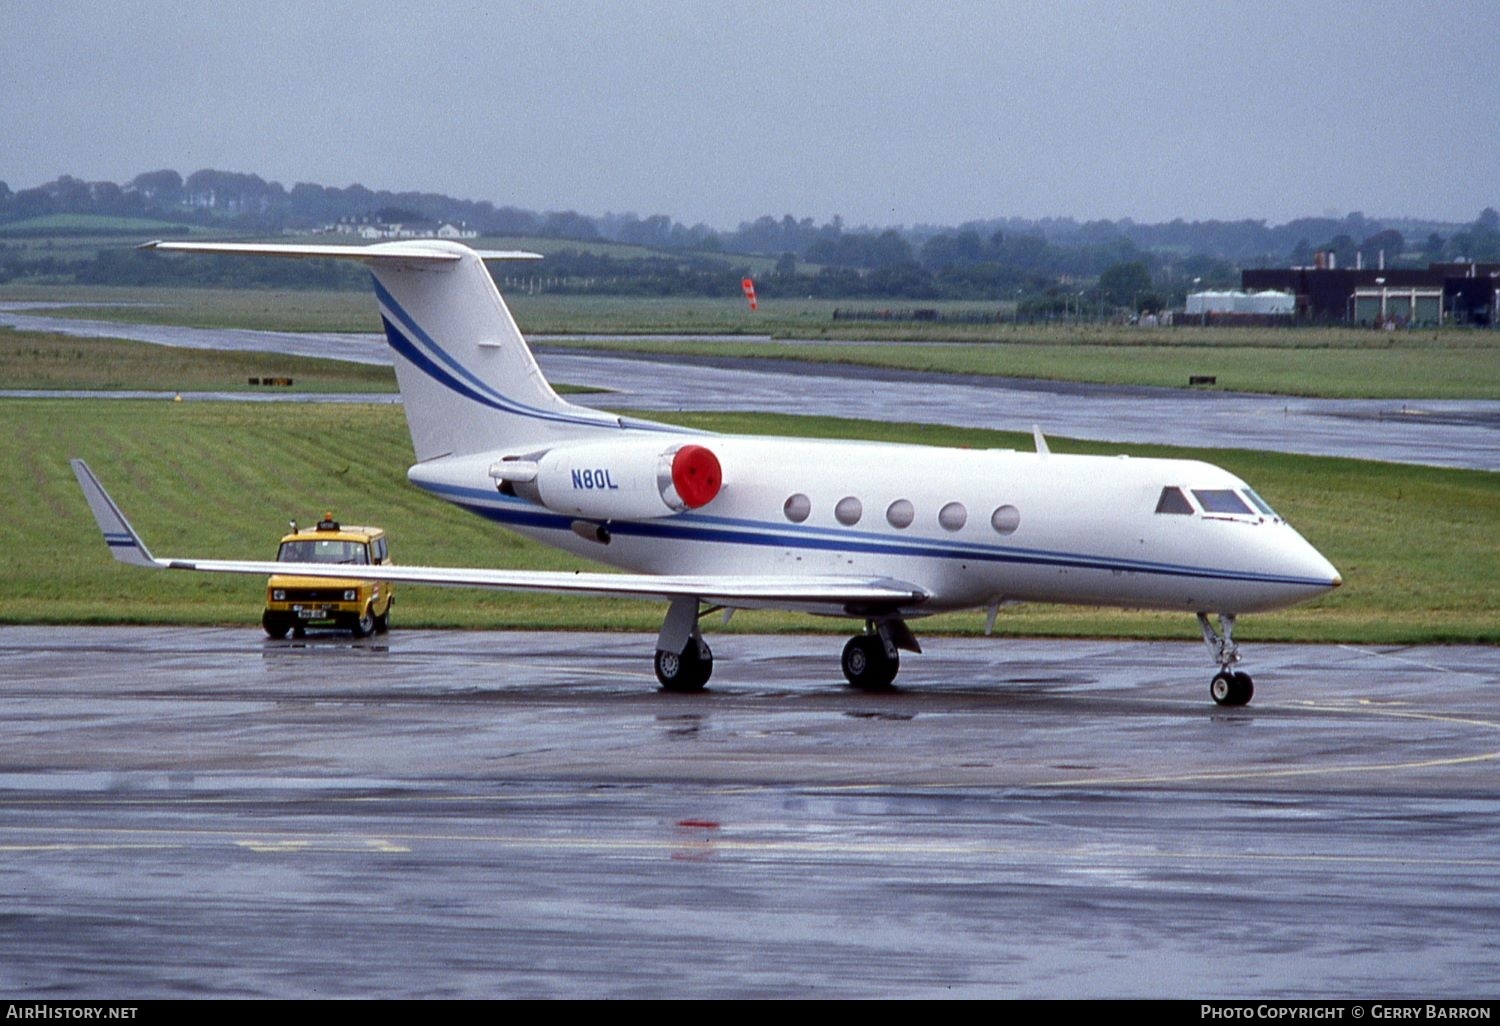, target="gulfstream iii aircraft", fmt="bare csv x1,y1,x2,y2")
73,240,1342,705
